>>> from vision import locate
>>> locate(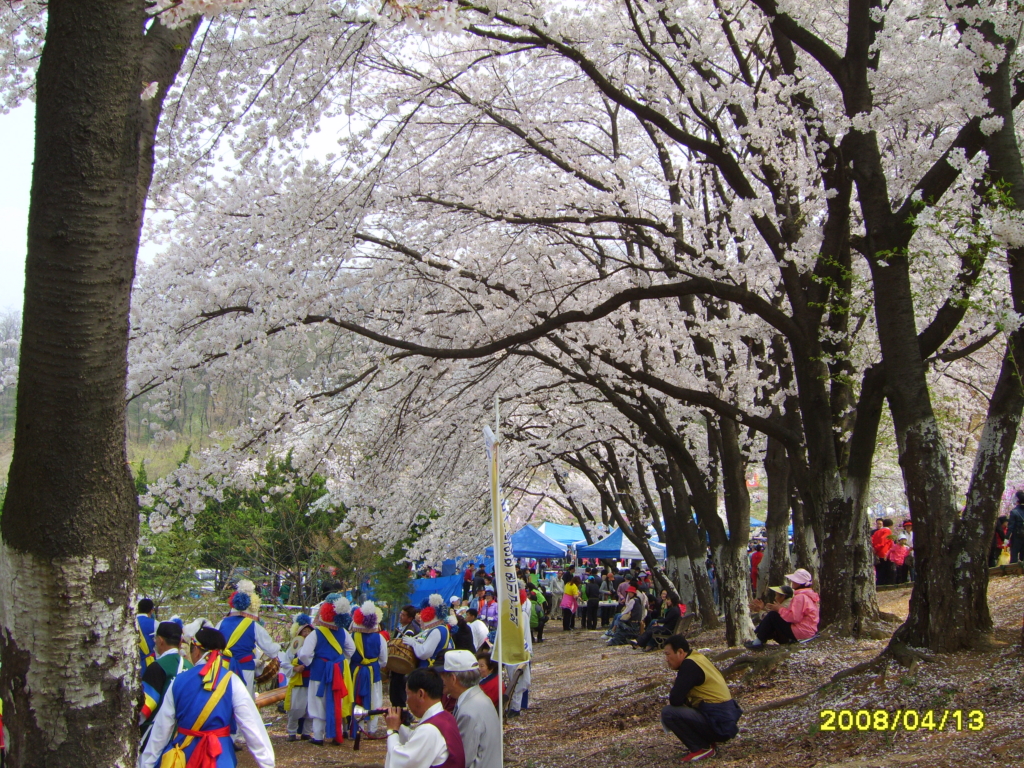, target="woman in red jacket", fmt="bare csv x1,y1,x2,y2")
871,518,894,585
